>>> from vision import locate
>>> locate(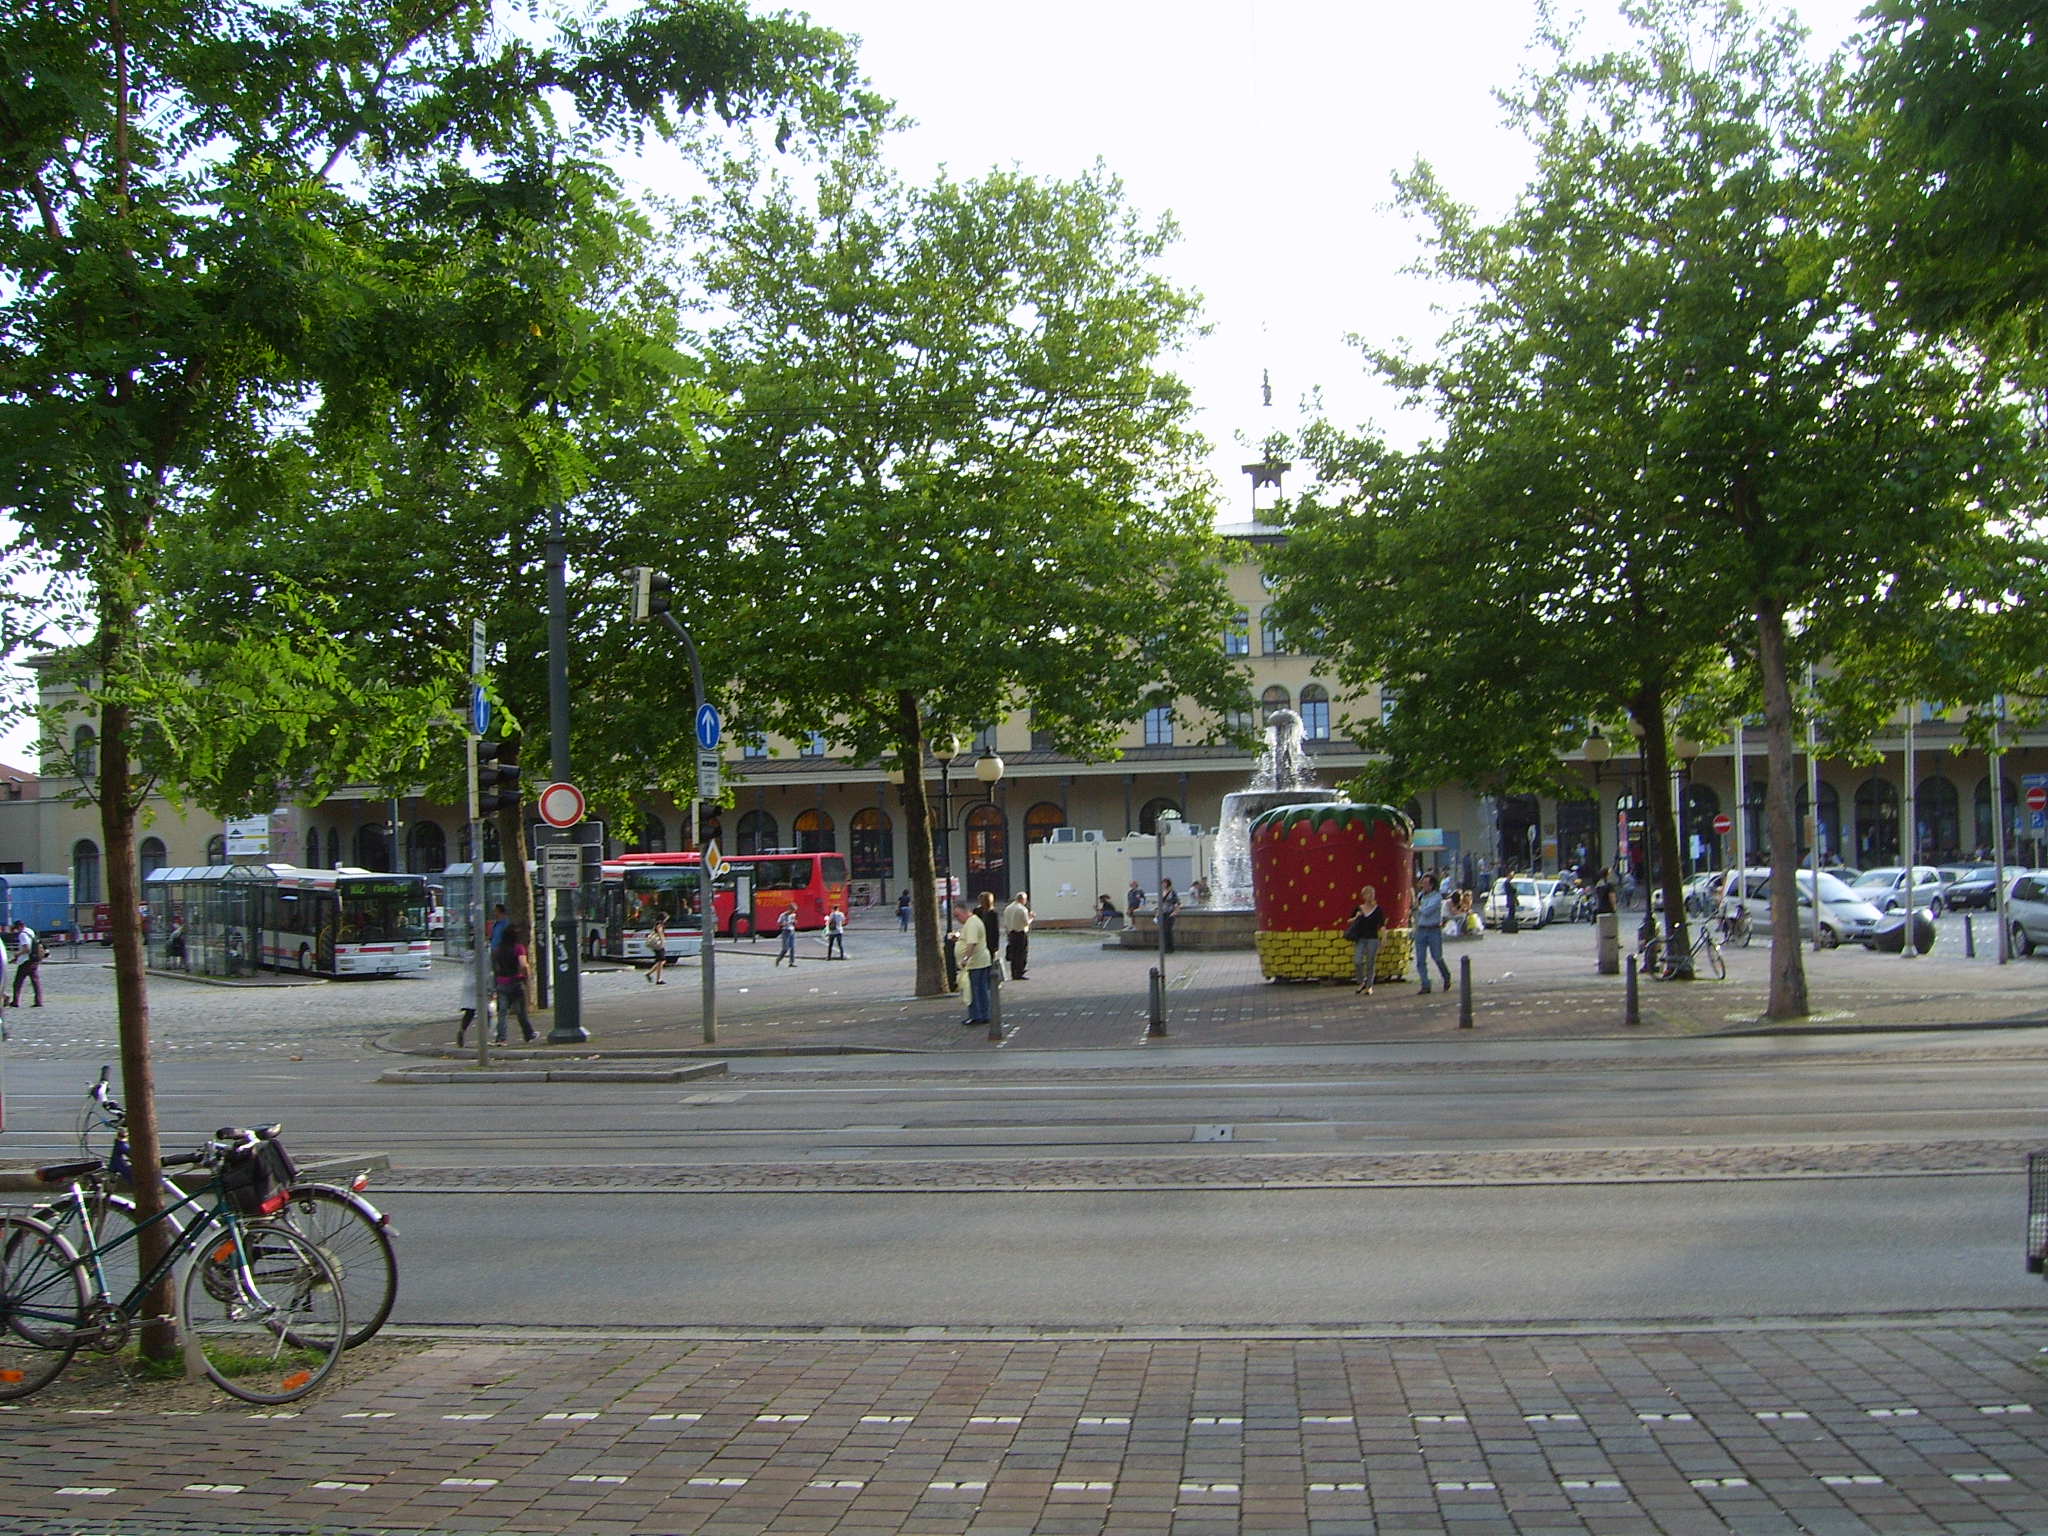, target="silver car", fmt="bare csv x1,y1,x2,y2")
1850,865,1947,917
1727,868,1886,948
2008,873,2048,957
